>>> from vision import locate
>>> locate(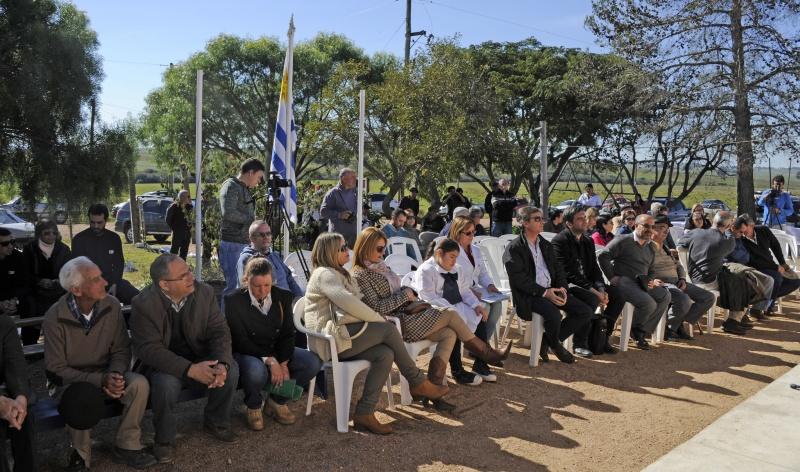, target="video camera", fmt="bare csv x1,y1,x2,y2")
266,171,291,198
765,188,781,208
